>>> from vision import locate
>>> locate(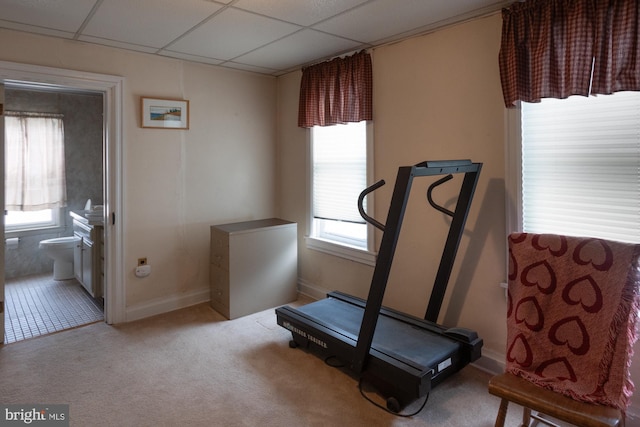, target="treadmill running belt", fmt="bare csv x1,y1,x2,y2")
297,297,461,371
